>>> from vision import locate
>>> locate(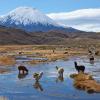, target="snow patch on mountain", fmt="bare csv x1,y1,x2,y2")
0,7,58,26
0,7,80,32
